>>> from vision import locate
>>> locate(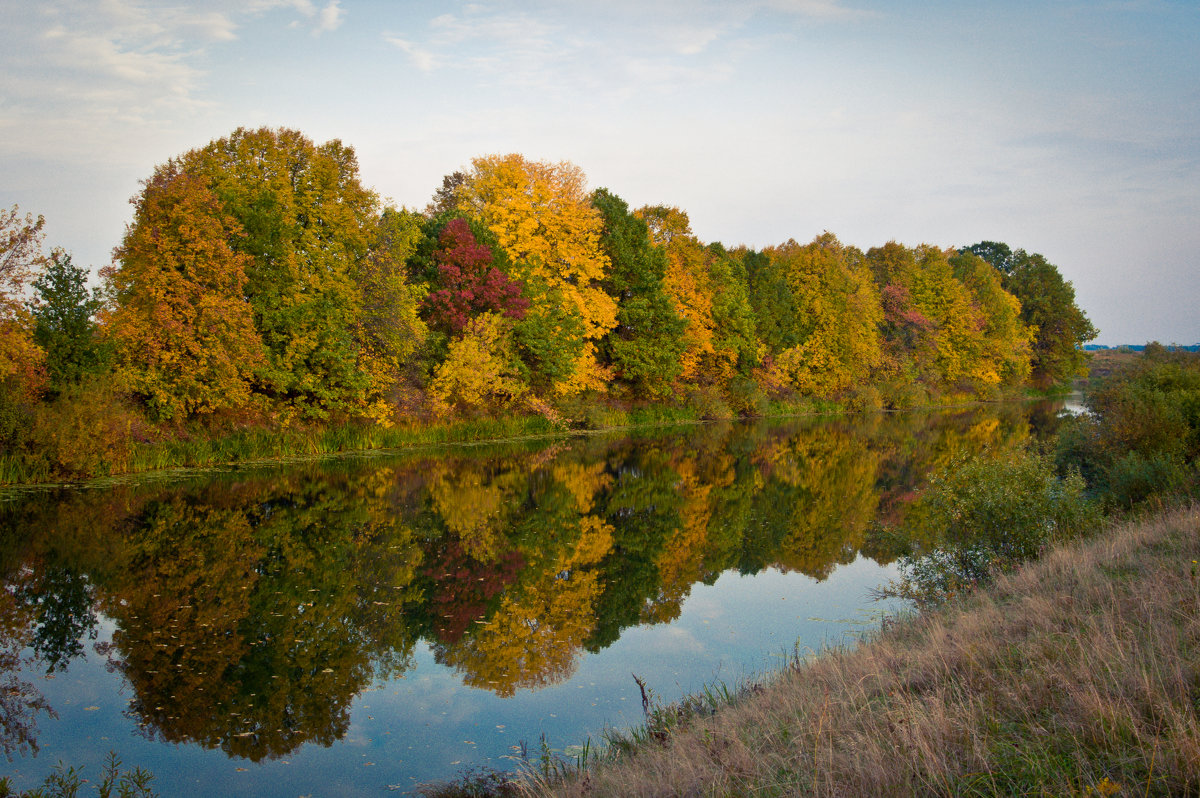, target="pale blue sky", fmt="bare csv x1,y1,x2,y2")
2,0,1197,344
